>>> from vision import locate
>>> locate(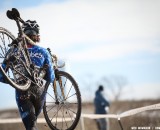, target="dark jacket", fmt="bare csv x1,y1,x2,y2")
94,90,110,114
